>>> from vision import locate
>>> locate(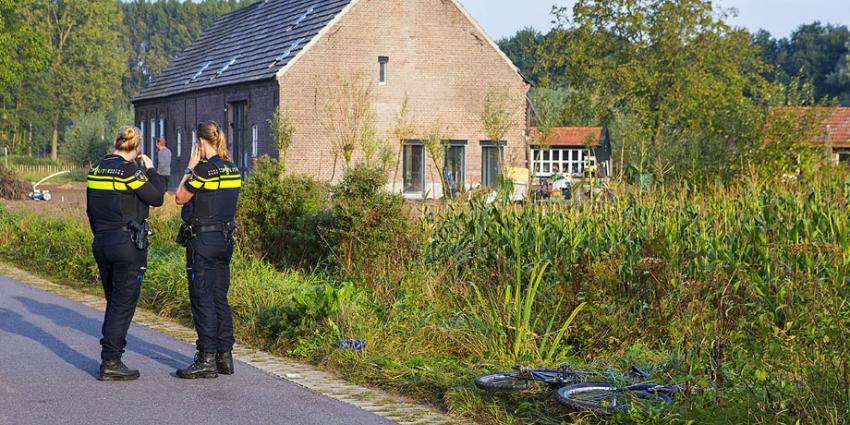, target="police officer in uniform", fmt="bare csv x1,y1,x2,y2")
87,126,165,381
175,121,241,379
